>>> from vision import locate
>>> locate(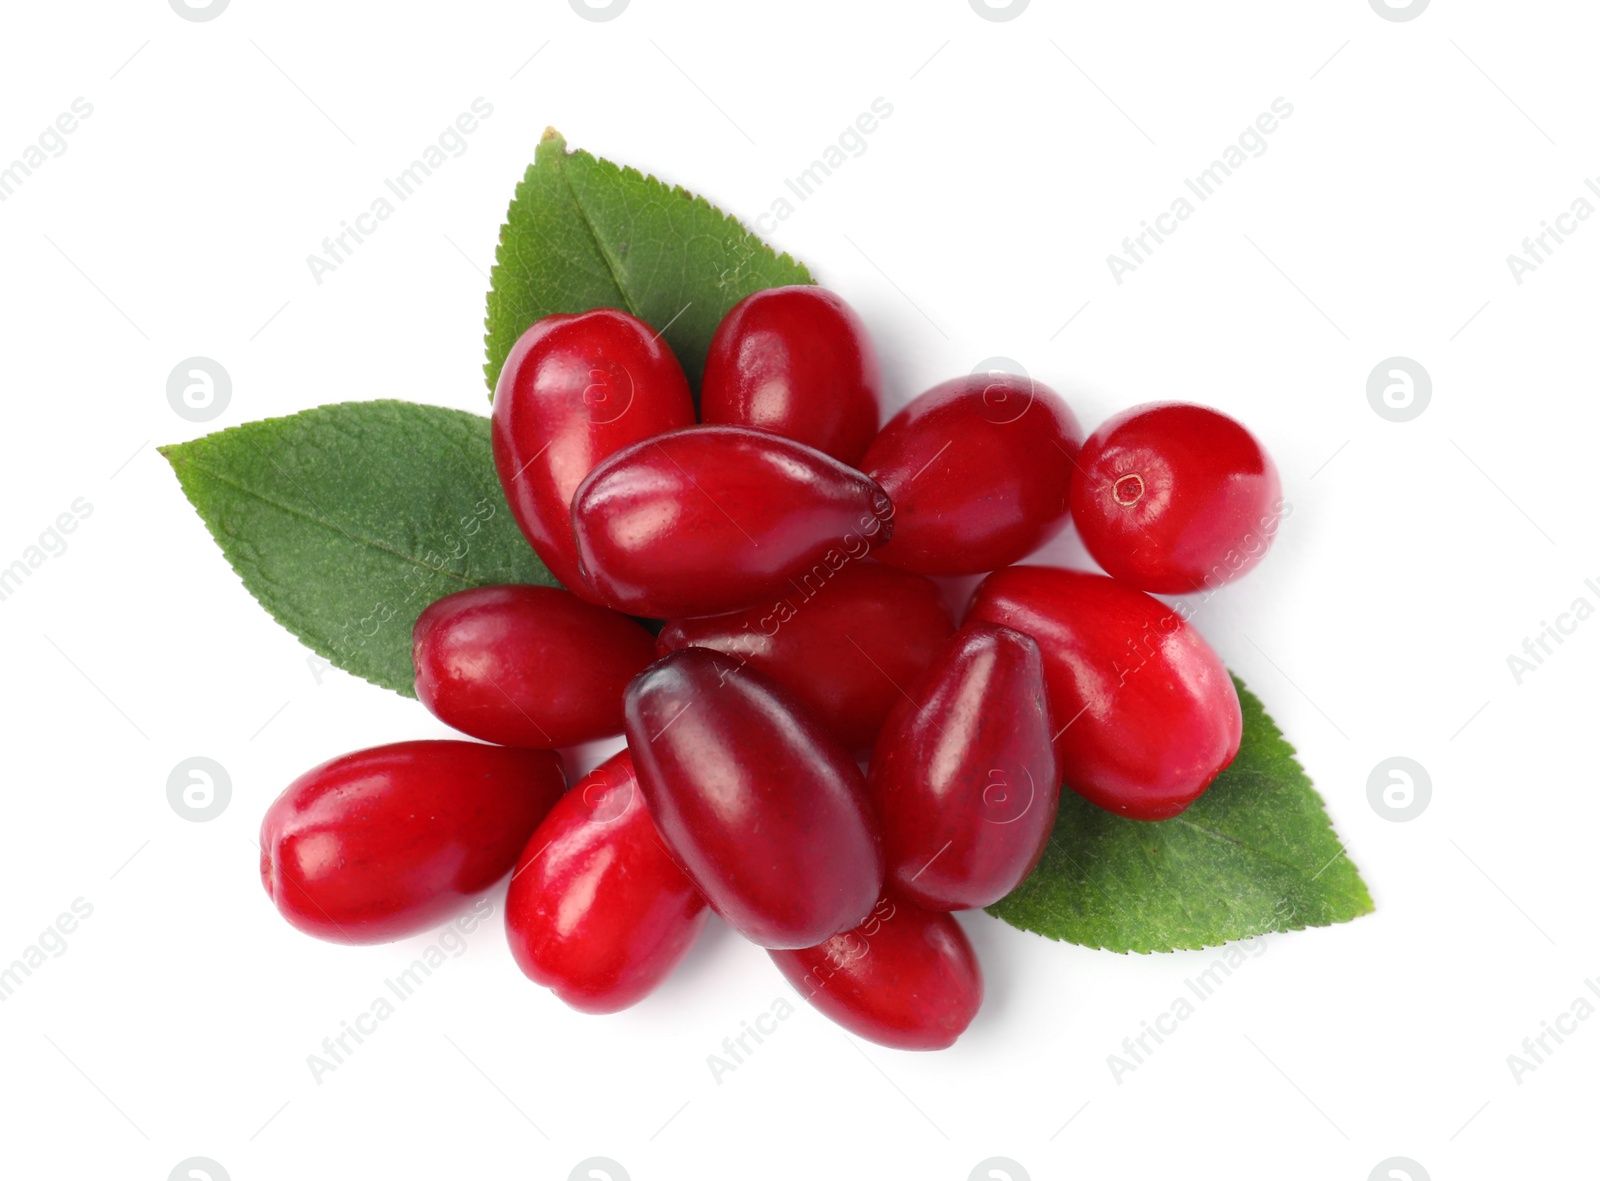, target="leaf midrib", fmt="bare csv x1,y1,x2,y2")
1175,815,1328,883
173,455,483,588
558,152,643,321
